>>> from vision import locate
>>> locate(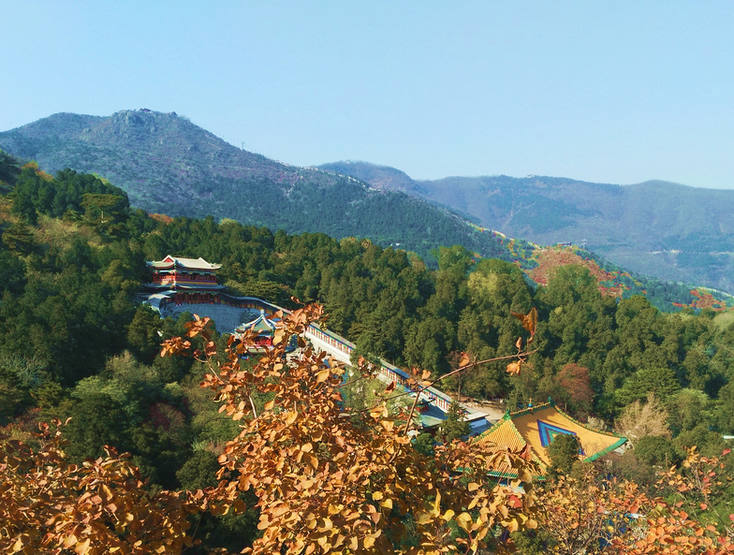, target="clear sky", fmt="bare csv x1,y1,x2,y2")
2,1,734,188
